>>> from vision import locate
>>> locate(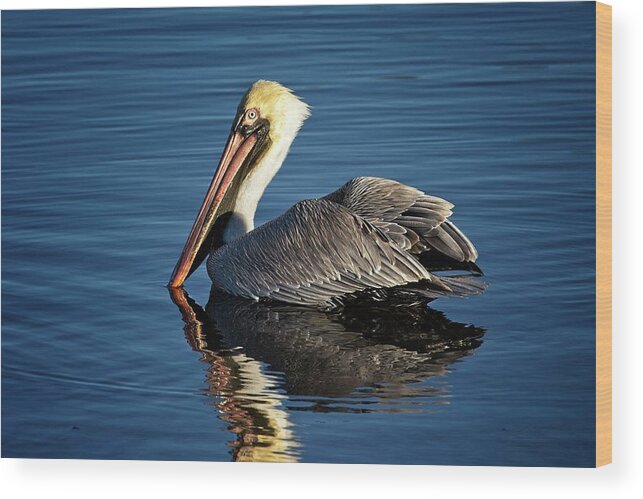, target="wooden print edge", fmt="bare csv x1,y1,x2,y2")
595,1,612,468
